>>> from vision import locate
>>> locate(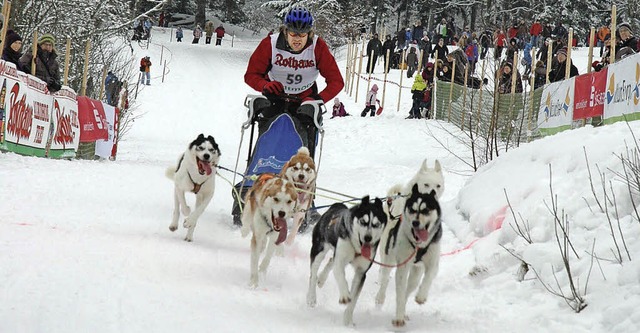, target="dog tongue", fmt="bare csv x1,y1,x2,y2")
415,228,429,242
361,243,372,259
274,217,288,245
198,159,212,175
